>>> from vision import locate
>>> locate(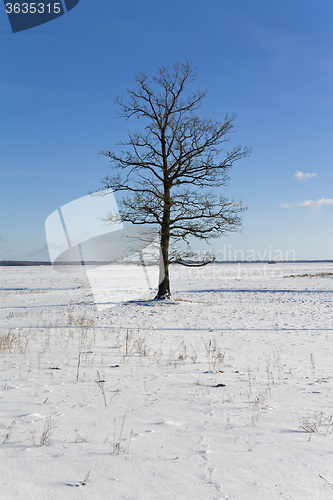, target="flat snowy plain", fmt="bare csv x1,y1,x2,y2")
0,262,332,500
